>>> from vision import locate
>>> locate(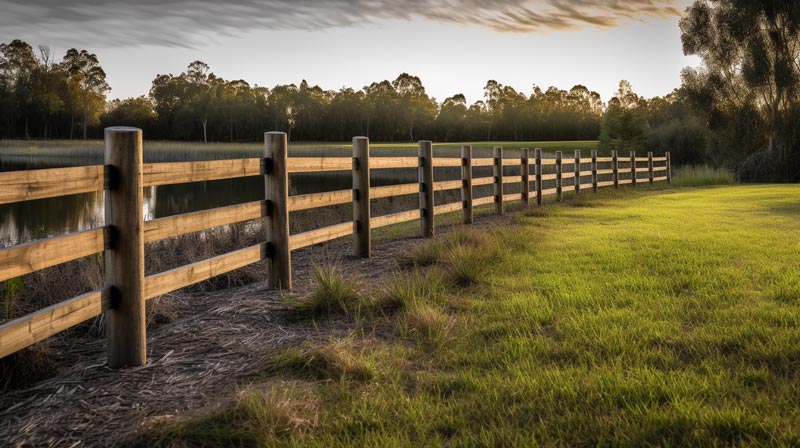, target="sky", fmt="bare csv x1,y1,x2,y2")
0,0,700,104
